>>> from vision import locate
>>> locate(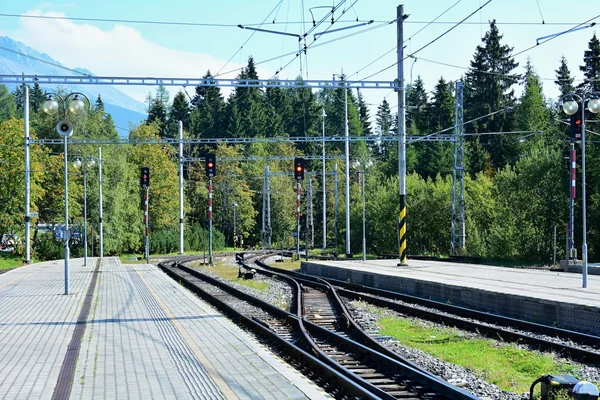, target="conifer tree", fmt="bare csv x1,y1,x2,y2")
30,82,45,112
579,33,600,93
406,76,428,134
356,89,372,135
95,94,105,113
190,70,225,141
554,55,575,98
166,91,190,138
146,84,169,136
464,20,519,170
